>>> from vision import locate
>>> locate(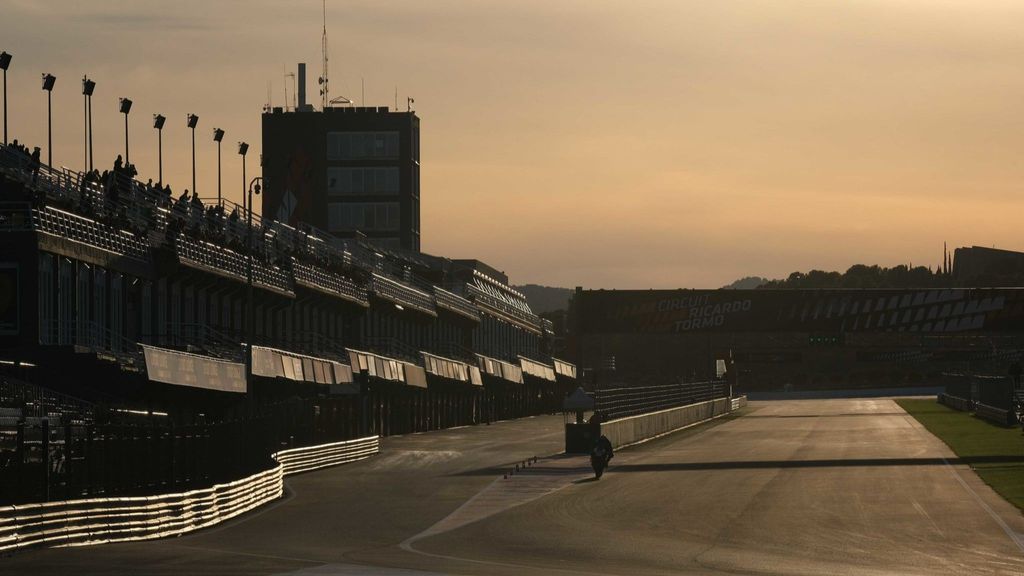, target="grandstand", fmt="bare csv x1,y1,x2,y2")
570,288,1024,393
0,139,575,444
